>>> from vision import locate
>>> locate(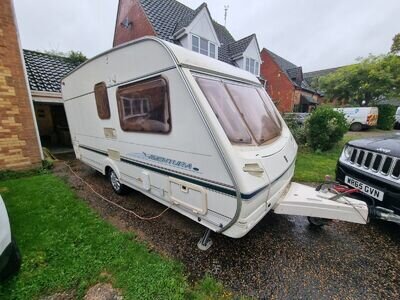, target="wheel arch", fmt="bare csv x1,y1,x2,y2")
103,158,121,178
